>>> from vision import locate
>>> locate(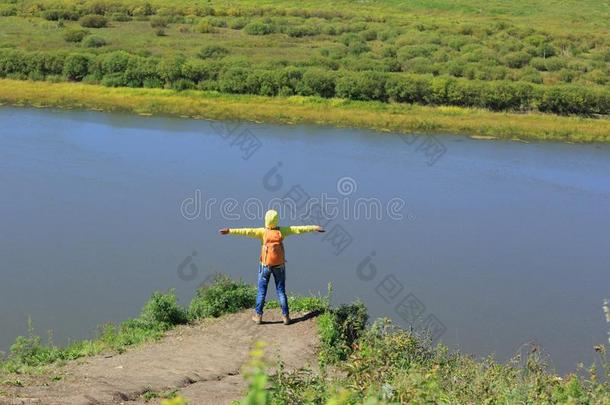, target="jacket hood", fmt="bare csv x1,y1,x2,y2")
265,209,279,228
